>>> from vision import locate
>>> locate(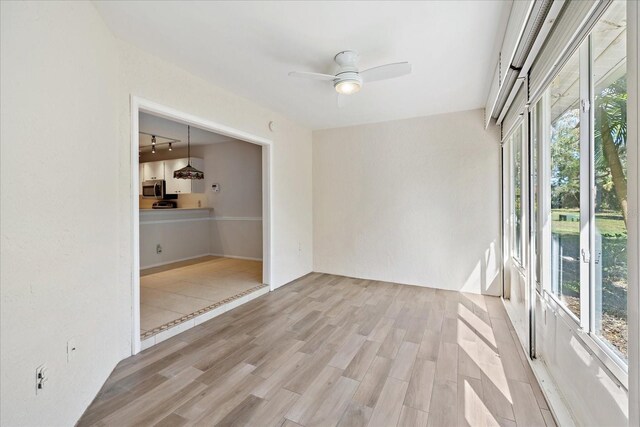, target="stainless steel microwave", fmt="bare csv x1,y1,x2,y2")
142,179,166,199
